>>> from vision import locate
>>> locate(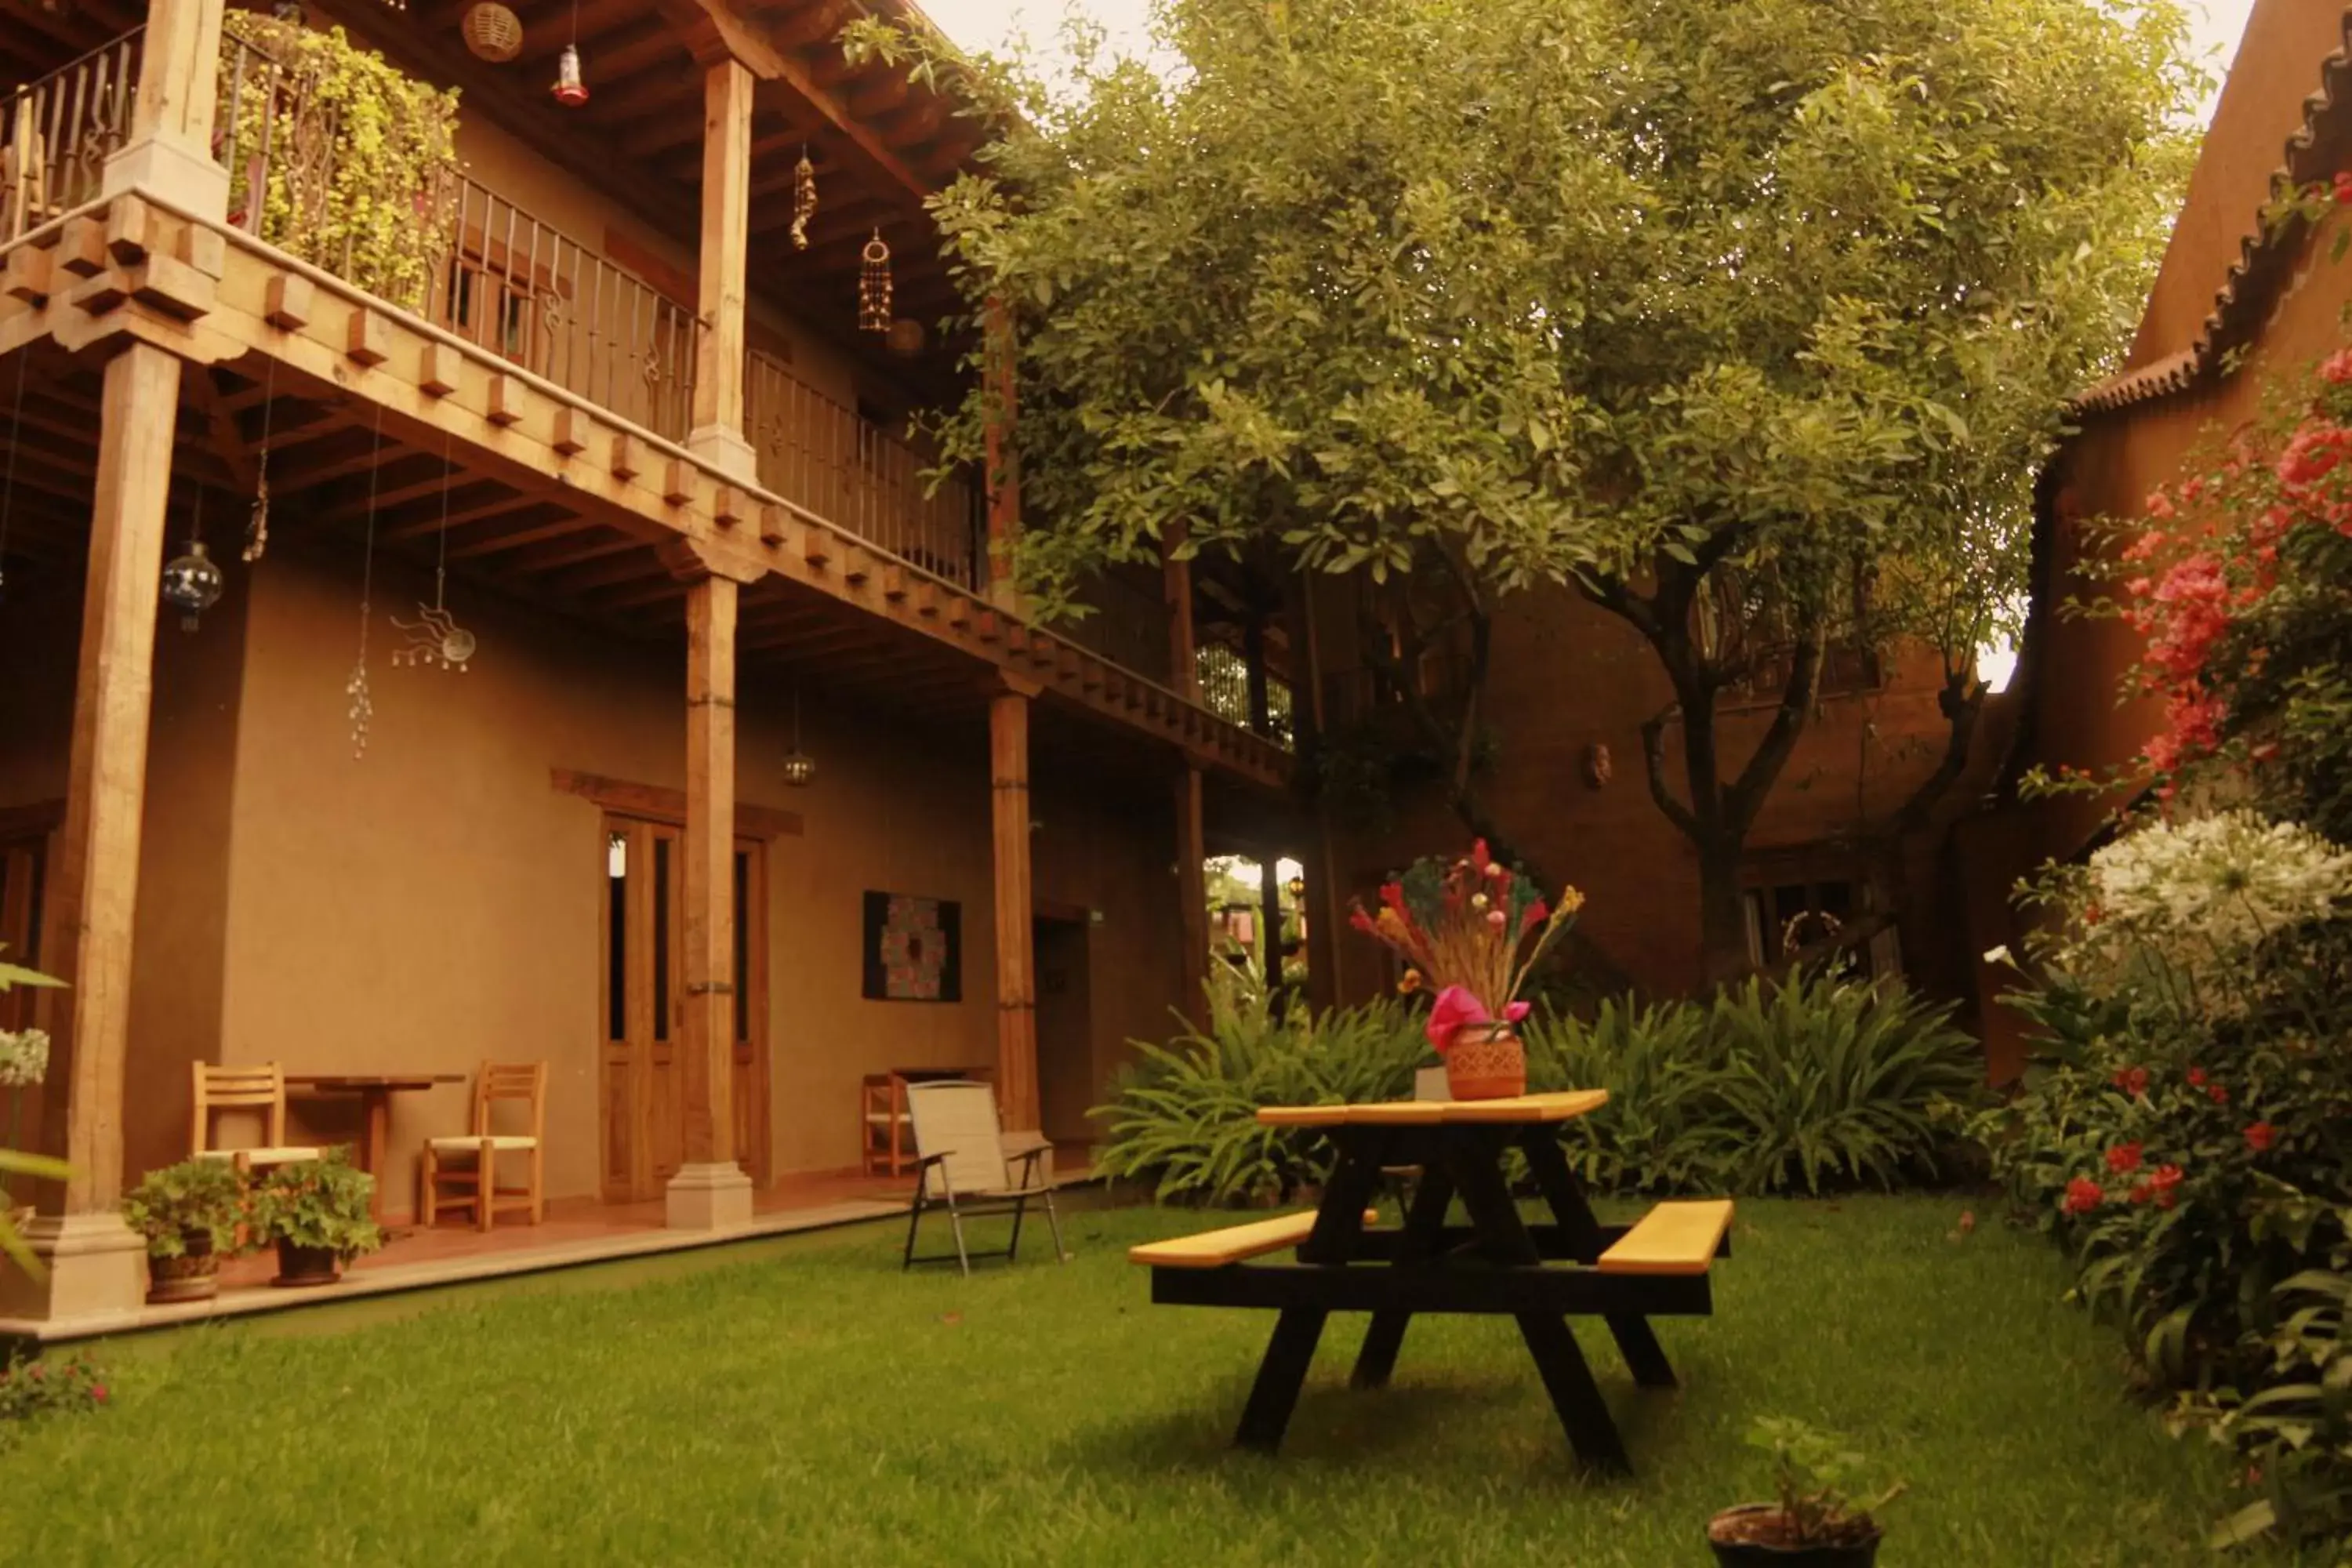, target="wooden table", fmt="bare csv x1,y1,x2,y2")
1134,1091,1731,1473
285,1073,463,1226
